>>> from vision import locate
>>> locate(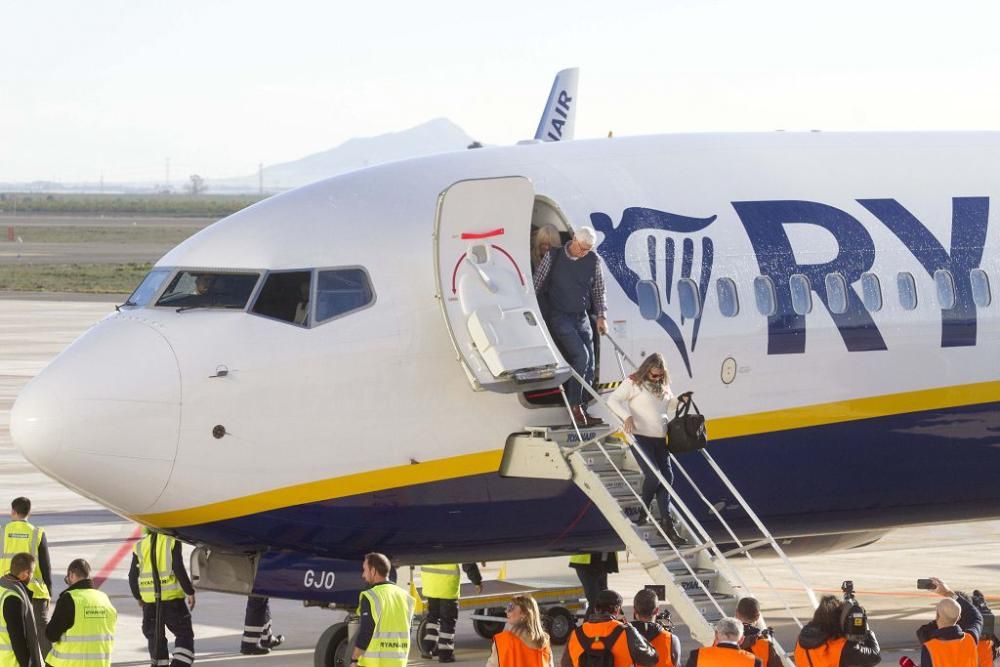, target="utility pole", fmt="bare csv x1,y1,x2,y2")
258,162,264,196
